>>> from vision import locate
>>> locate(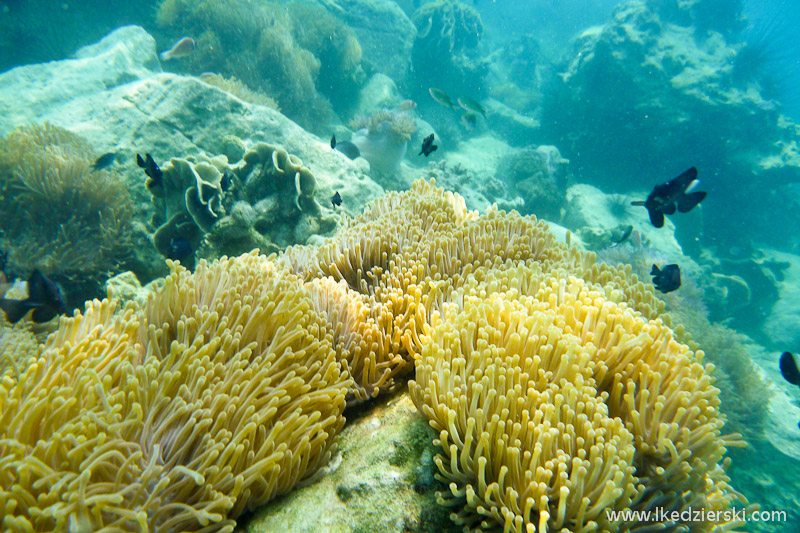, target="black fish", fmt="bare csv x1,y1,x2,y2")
780,352,800,386
331,135,361,160
91,152,116,171
168,237,193,261
0,269,67,324
631,167,706,228
650,264,681,293
780,352,800,429
419,133,437,157
331,191,342,208
136,153,164,191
